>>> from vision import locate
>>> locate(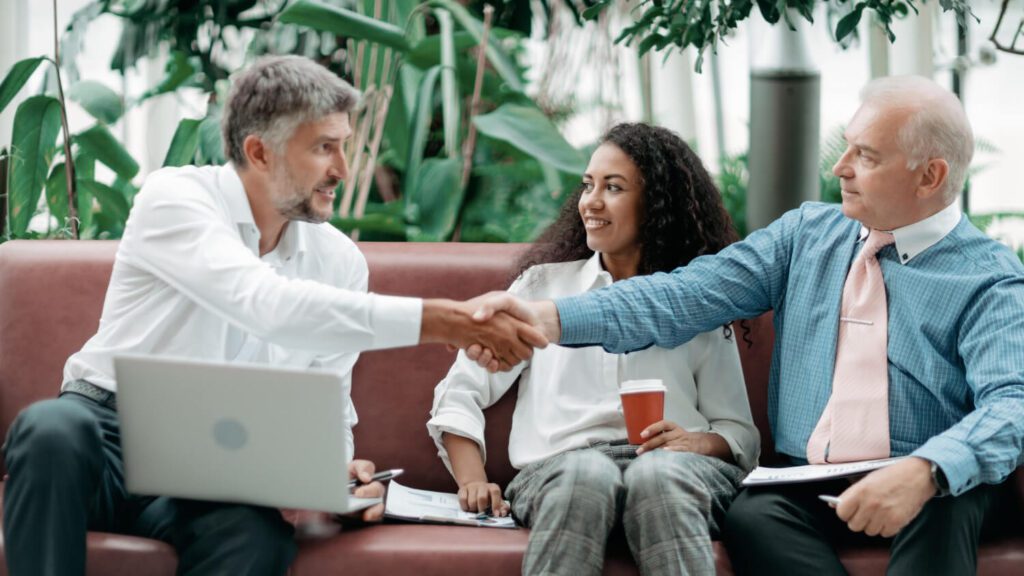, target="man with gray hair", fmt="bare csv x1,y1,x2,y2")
472,75,1024,574
2,55,544,575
